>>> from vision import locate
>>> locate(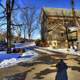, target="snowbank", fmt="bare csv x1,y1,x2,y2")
0,58,17,68
0,53,20,61
41,47,80,56
0,42,38,68
0,50,38,68
21,50,38,58
0,51,6,54
14,42,35,48
0,57,34,68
